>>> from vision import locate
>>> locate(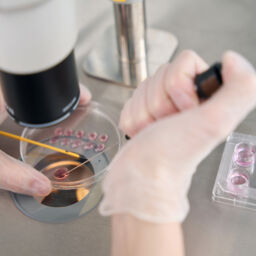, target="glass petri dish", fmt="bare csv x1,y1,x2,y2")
12,101,123,223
